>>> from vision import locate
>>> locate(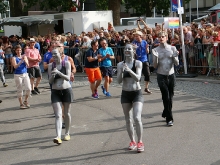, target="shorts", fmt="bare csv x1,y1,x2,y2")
100,66,113,78
51,87,73,103
142,61,150,81
85,67,102,83
5,54,13,59
121,90,143,104
28,66,42,78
